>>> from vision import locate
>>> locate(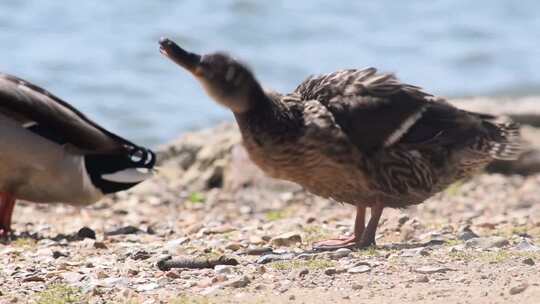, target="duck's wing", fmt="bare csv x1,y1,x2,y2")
294,67,480,152
0,73,137,154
